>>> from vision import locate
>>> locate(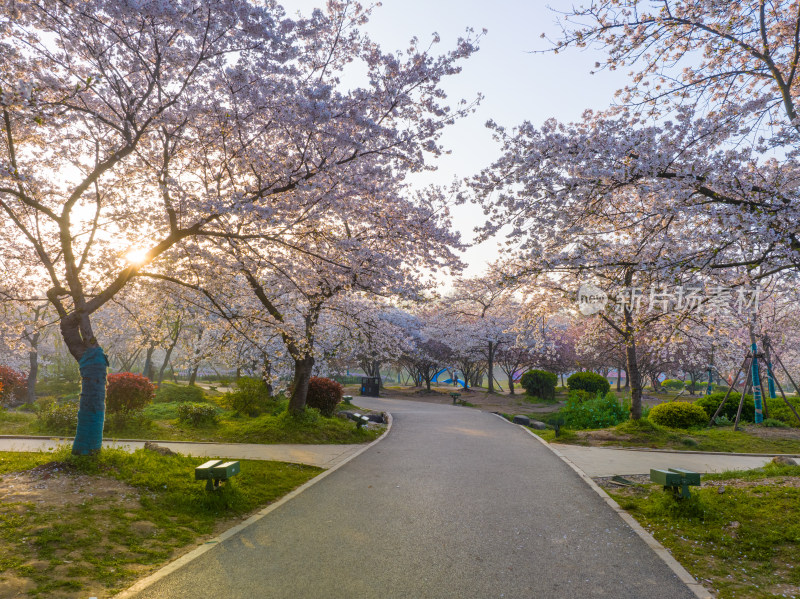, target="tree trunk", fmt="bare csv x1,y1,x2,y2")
261,354,274,396
289,356,315,413
623,368,629,388
507,374,515,395
623,310,642,420
487,341,495,394
26,330,40,404
142,344,155,380
157,328,181,385
60,315,108,456
188,365,199,386
616,363,622,391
